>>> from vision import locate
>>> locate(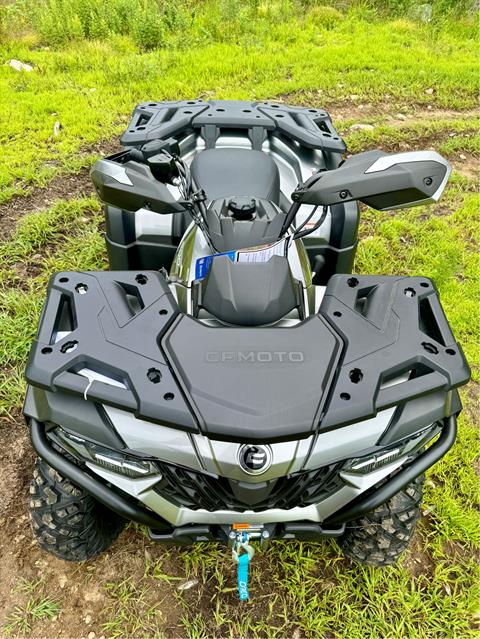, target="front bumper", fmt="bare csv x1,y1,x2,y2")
30,416,457,543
